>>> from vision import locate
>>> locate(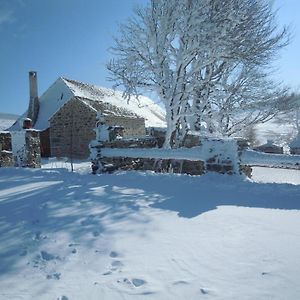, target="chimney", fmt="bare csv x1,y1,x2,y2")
27,71,40,126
